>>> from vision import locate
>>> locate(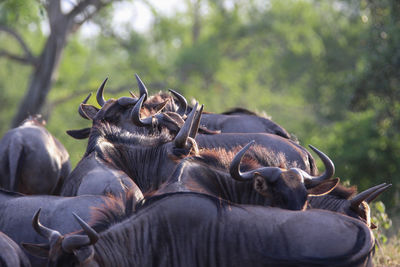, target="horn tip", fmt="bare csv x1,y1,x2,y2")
102,77,109,85
245,140,256,149
33,208,42,220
